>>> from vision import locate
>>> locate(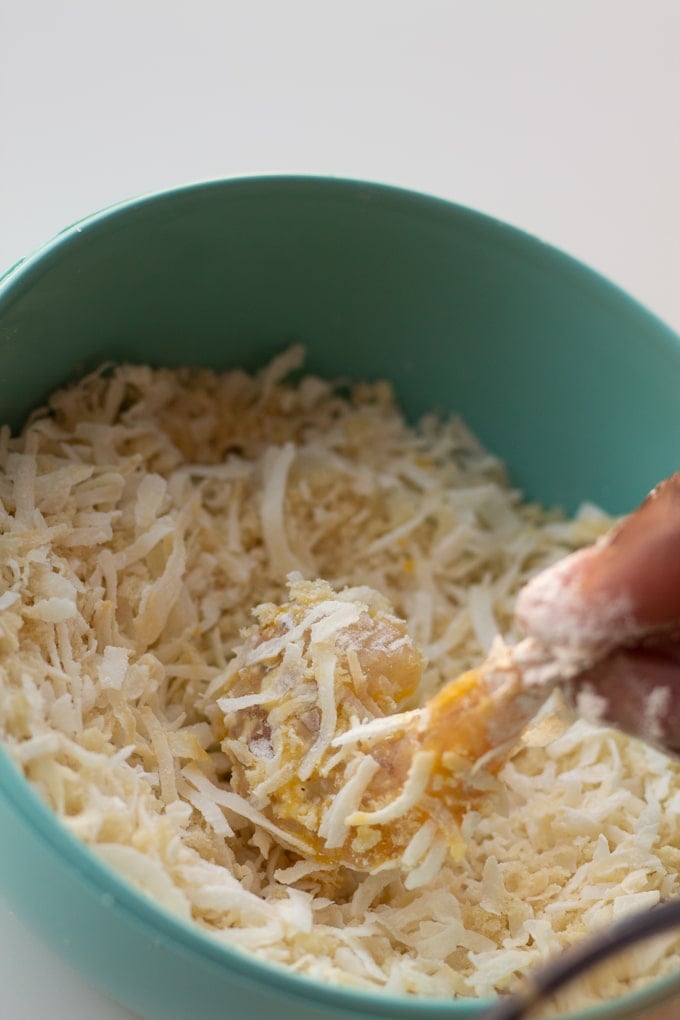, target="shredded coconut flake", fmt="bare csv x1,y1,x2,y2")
1,351,678,1010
